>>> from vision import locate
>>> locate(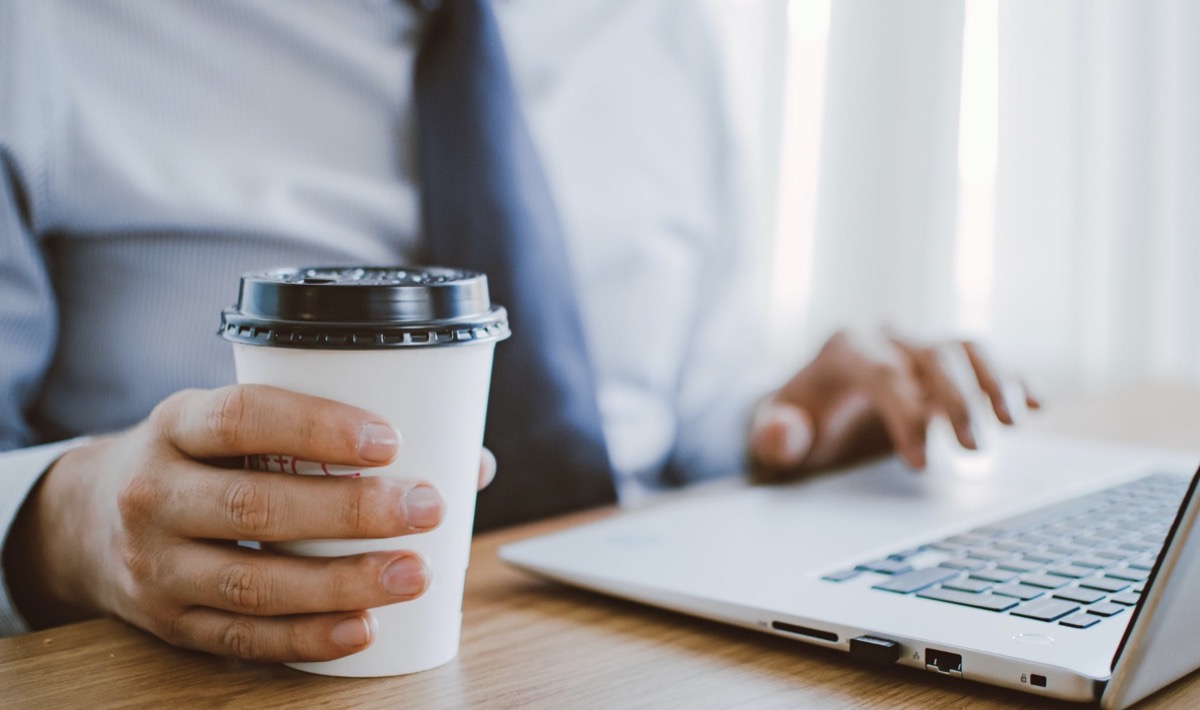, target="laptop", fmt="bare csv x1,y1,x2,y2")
499,431,1200,708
